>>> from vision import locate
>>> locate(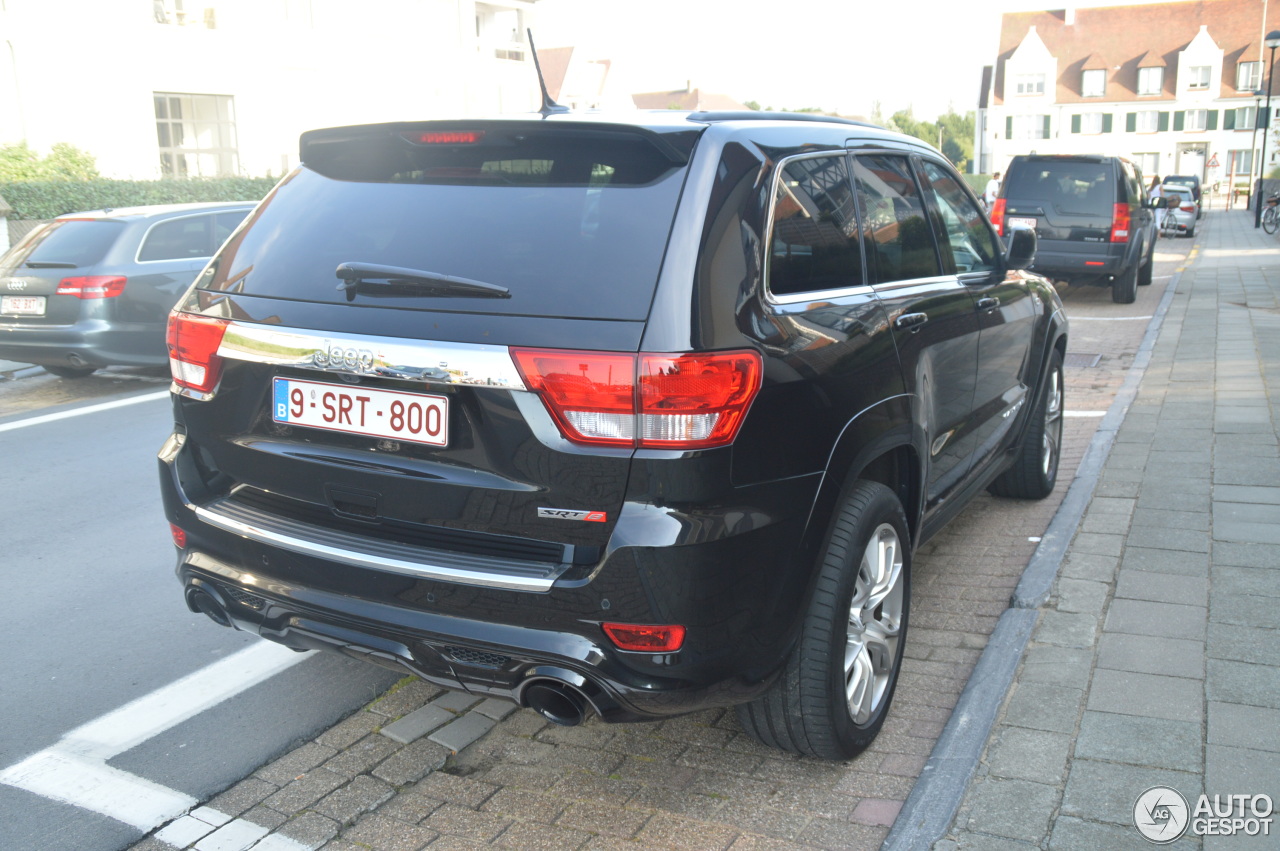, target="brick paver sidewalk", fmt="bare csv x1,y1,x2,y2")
939,208,1280,849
